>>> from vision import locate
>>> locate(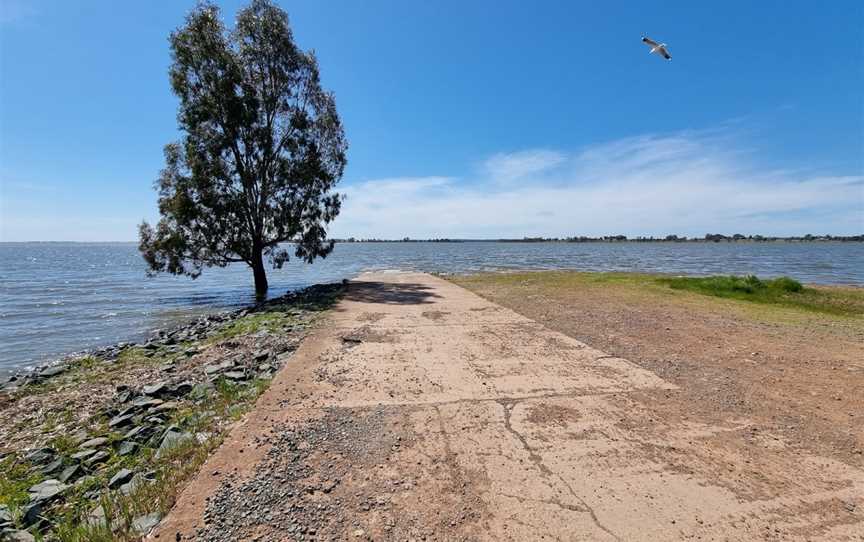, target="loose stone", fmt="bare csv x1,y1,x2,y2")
108,468,135,489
